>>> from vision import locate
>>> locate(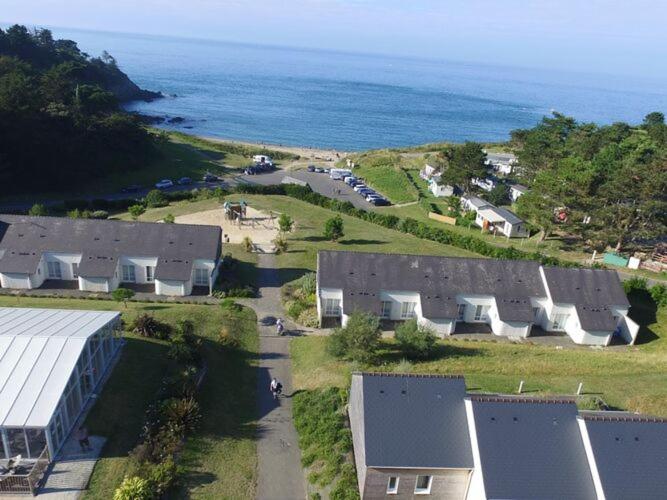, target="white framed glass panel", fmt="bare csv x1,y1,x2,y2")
25,429,47,458
474,305,484,321
323,298,341,316
72,262,79,278
146,266,154,282
415,475,433,495
457,303,466,320
380,301,392,319
194,268,208,286
387,476,399,494
553,314,569,330
6,428,28,457
400,302,416,319
122,264,136,282
47,261,62,279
